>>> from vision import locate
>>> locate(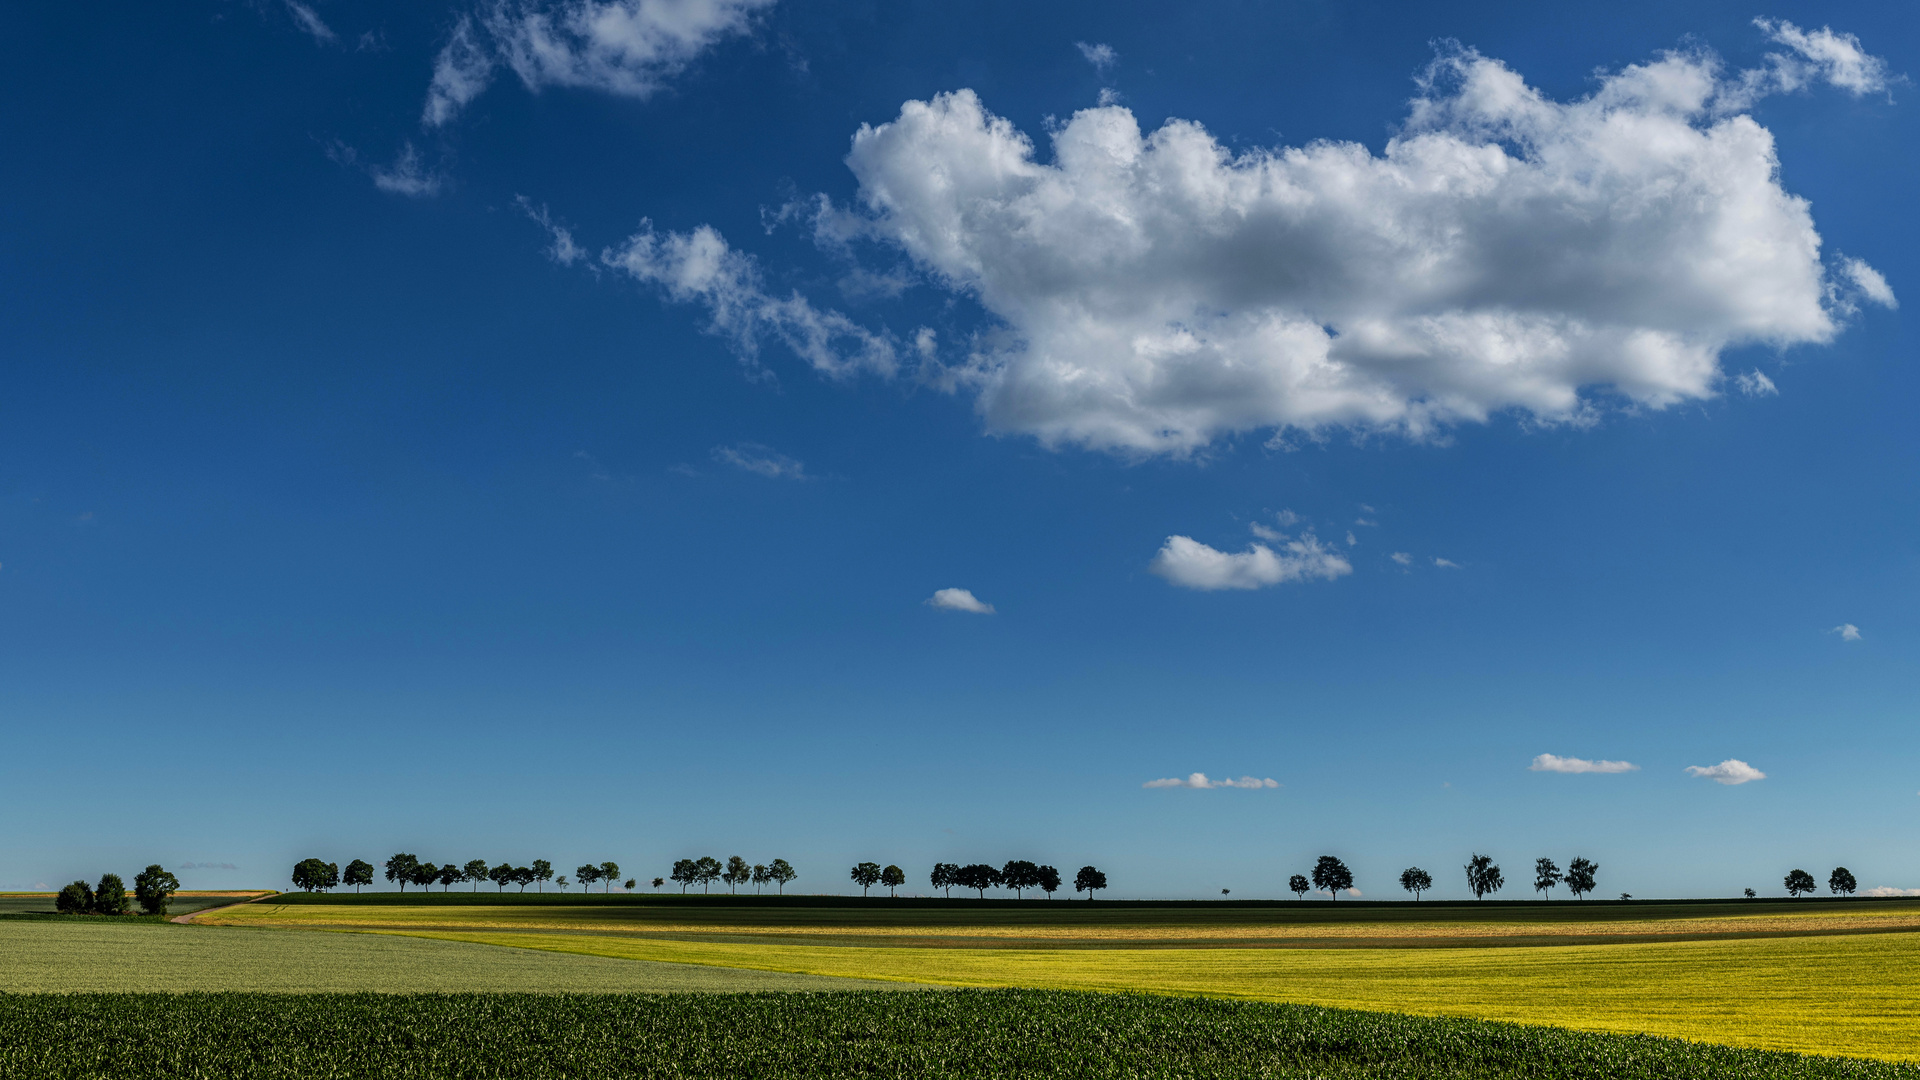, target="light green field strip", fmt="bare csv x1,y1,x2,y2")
377,928,1920,1062
0,922,926,994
